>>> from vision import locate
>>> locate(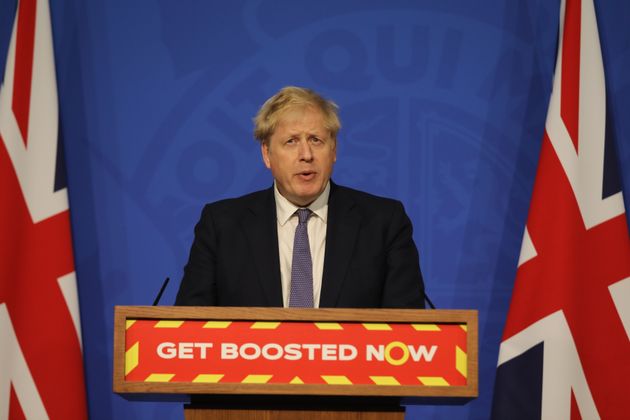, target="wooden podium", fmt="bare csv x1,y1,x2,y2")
113,306,477,419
